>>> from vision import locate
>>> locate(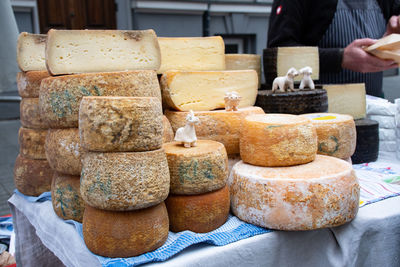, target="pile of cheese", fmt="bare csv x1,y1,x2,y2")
229,113,360,230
